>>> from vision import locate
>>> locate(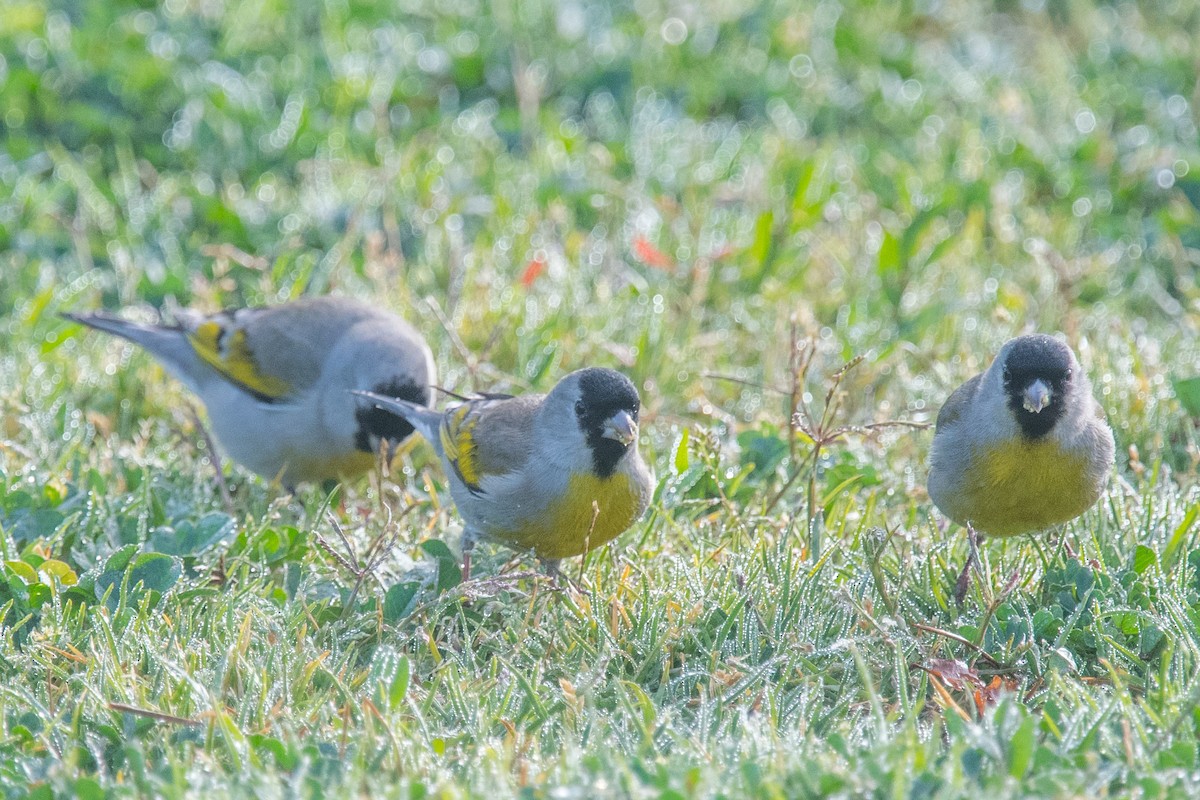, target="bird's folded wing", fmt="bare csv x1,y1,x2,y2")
186,314,295,402
936,372,982,432
438,397,539,495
